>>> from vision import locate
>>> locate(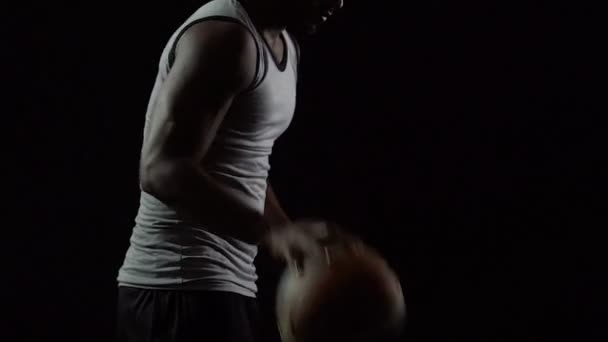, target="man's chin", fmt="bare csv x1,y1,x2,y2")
304,25,321,35
300,24,322,36
289,21,323,36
